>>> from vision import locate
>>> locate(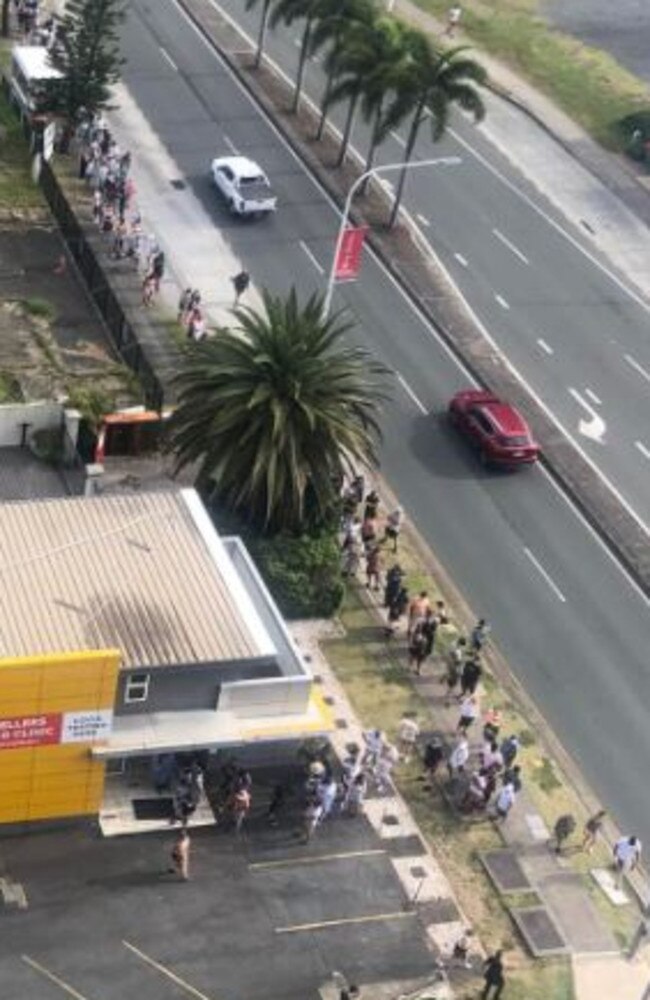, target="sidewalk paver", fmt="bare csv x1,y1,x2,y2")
573,952,650,1000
